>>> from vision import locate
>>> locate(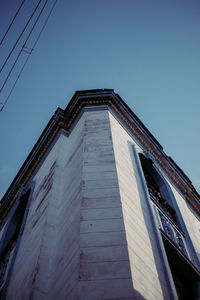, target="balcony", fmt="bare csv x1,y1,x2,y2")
152,201,189,259
142,171,189,259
